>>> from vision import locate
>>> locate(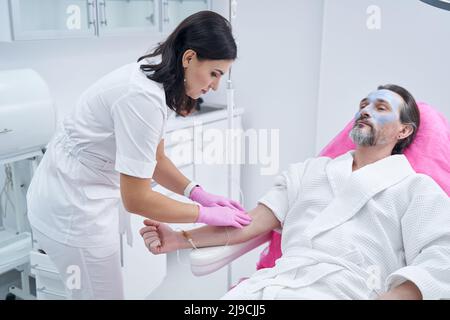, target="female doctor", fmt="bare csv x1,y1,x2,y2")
26,11,250,299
